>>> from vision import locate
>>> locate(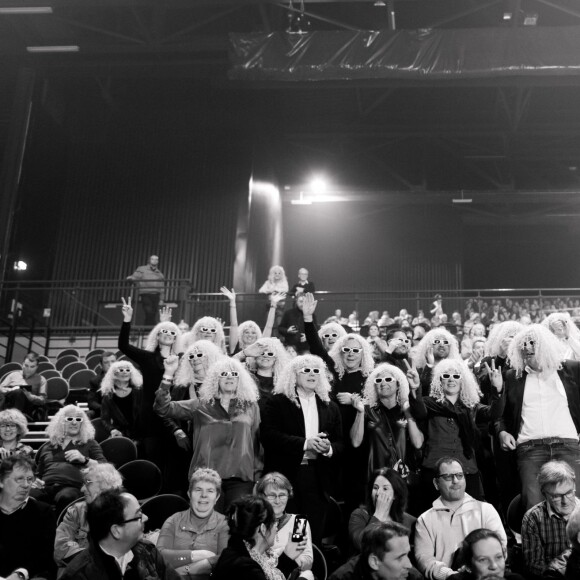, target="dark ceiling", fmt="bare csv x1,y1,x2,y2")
2,0,580,225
